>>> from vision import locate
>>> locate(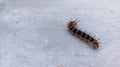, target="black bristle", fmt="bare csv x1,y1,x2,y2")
85,35,90,40
77,30,82,35
90,38,95,42
73,28,77,33
69,27,74,30
81,32,86,38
